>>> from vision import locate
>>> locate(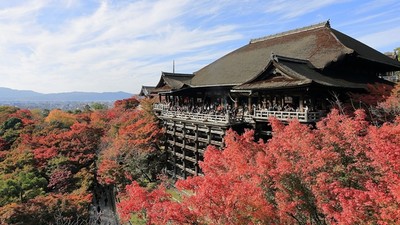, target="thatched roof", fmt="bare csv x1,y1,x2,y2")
152,72,194,93
190,21,400,88
139,86,156,96
234,55,391,90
